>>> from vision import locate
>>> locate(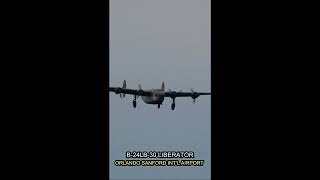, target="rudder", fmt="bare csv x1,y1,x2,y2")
161,81,165,91
122,80,126,89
